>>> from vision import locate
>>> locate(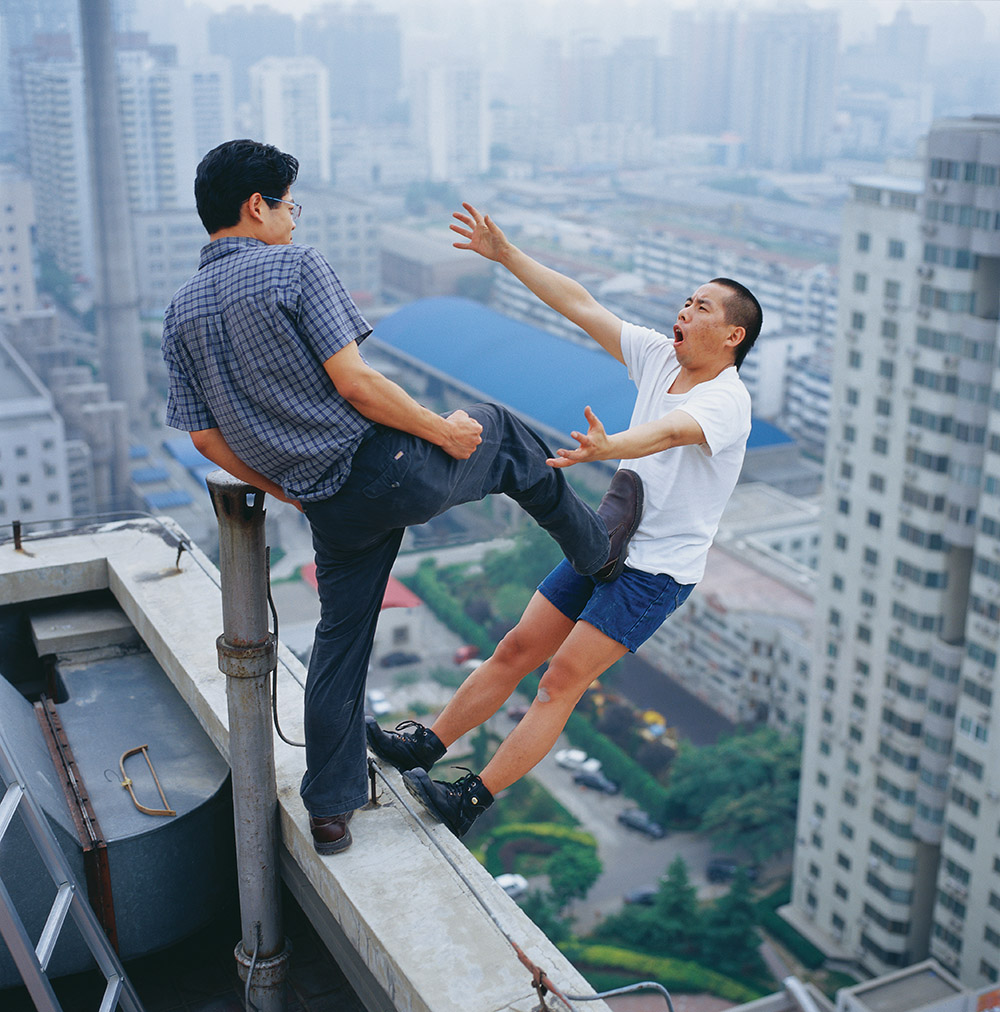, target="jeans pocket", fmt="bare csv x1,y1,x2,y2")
361,445,412,499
